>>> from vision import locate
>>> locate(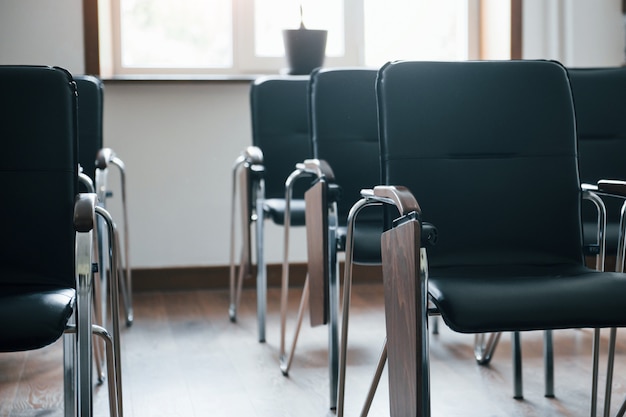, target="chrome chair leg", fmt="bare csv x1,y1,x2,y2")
591,329,601,417
602,328,617,417
229,155,252,324
96,207,125,417
67,324,120,417
255,178,267,343
328,209,340,410
63,324,76,417
431,316,439,335
474,332,502,365
360,339,388,417
92,325,120,417
229,155,246,322
544,330,554,398
280,276,309,375
512,331,523,400
337,198,380,417
109,156,133,327
279,167,308,362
